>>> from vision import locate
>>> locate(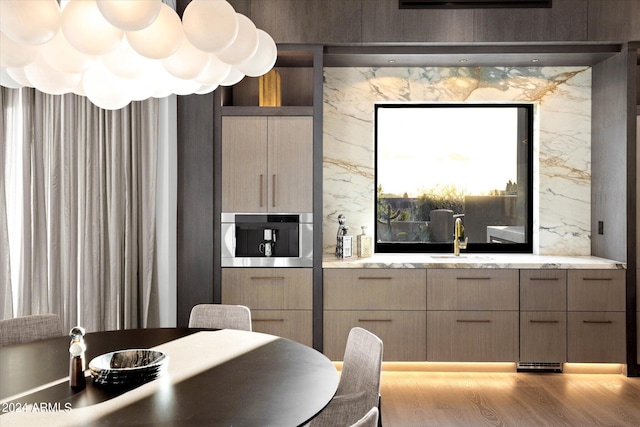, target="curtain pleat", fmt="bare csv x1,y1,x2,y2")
0,88,159,332
0,88,15,318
